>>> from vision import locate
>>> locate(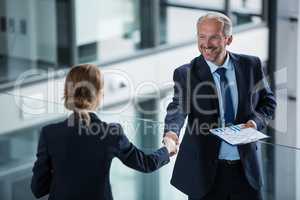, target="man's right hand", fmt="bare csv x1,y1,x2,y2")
164,131,179,144
163,131,179,156
163,137,177,156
